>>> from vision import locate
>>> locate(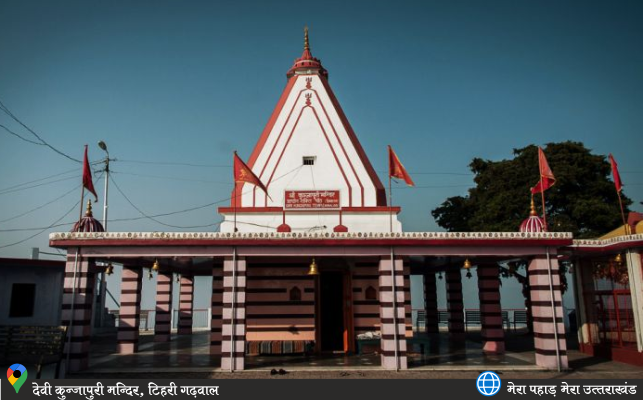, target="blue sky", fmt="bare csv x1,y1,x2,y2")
1,0,642,259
